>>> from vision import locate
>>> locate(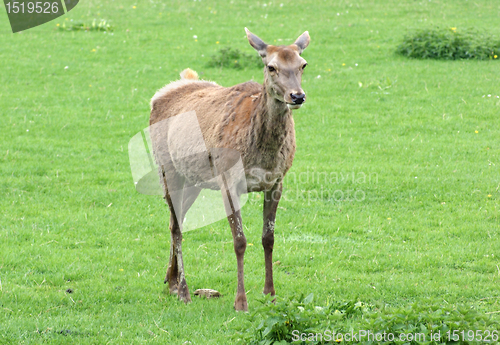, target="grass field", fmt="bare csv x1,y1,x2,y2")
1,0,499,344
